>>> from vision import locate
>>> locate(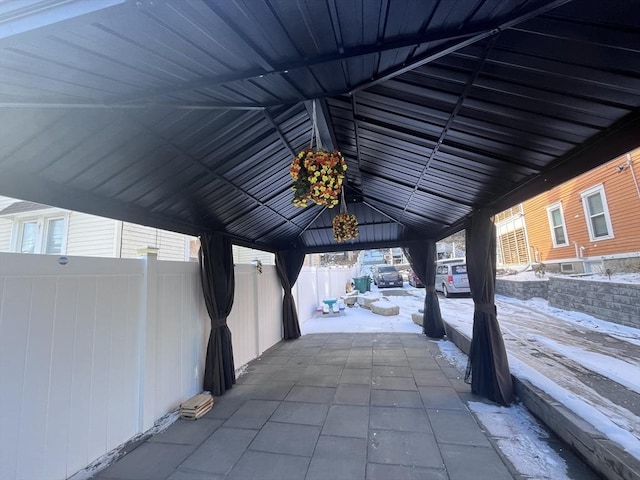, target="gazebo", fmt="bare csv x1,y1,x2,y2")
1,0,638,414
